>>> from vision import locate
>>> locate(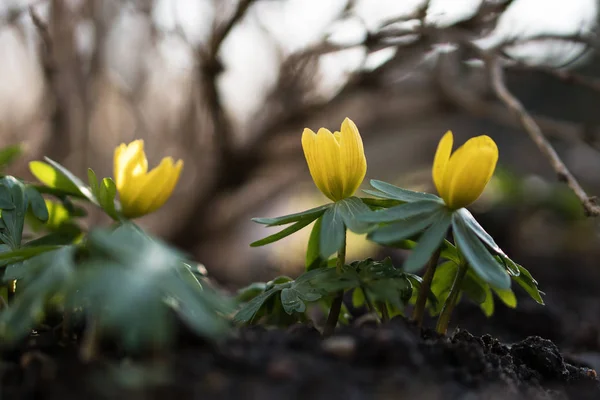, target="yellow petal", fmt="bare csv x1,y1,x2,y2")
339,118,366,199
443,135,498,209
302,128,341,201
302,128,329,199
114,140,147,193
314,128,344,201
432,131,453,200
120,157,169,218
146,158,184,214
